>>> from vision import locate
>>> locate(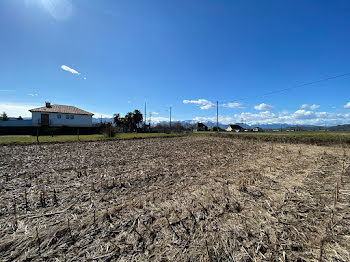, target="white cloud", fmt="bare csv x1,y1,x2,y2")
0,102,41,117
293,110,315,119
2,100,348,127
183,99,215,110
191,108,350,126
151,112,159,115
231,109,349,126
192,116,236,125
235,111,277,122
92,112,113,118
61,65,80,75
254,103,274,111
222,102,242,108
28,93,38,97
83,76,87,80
300,104,321,110
151,116,170,123
310,104,320,110
40,0,73,21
